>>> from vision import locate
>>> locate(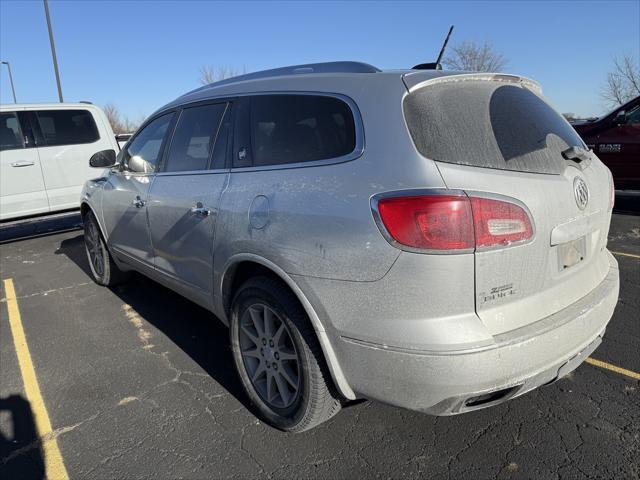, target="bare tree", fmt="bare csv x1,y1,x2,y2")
601,54,640,106
103,103,141,134
443,41,507,72
198,65,247,85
